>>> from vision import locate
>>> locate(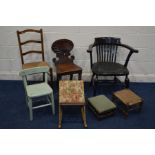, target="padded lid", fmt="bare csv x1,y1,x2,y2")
113,89,143,105
88,95,116,114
